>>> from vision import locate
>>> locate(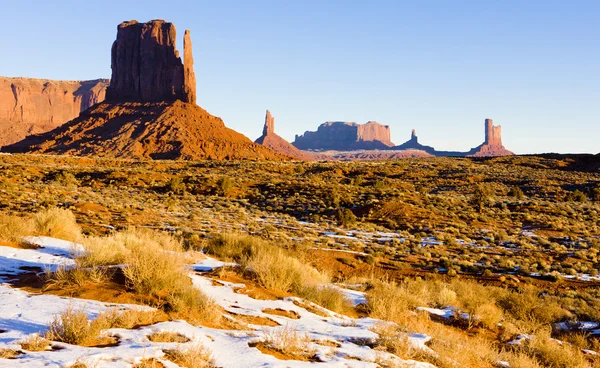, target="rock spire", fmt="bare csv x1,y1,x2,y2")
263,110,275,136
